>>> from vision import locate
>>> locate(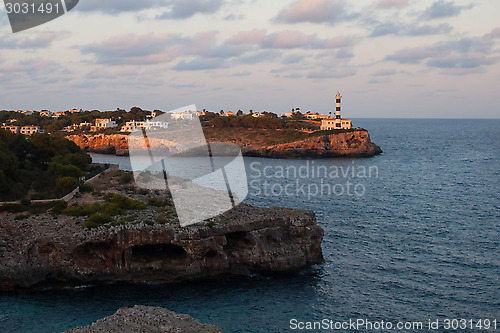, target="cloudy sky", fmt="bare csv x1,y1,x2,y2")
0,0,499,118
